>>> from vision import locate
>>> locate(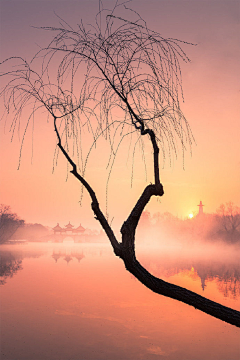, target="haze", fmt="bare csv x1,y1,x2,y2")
0,0,239,231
